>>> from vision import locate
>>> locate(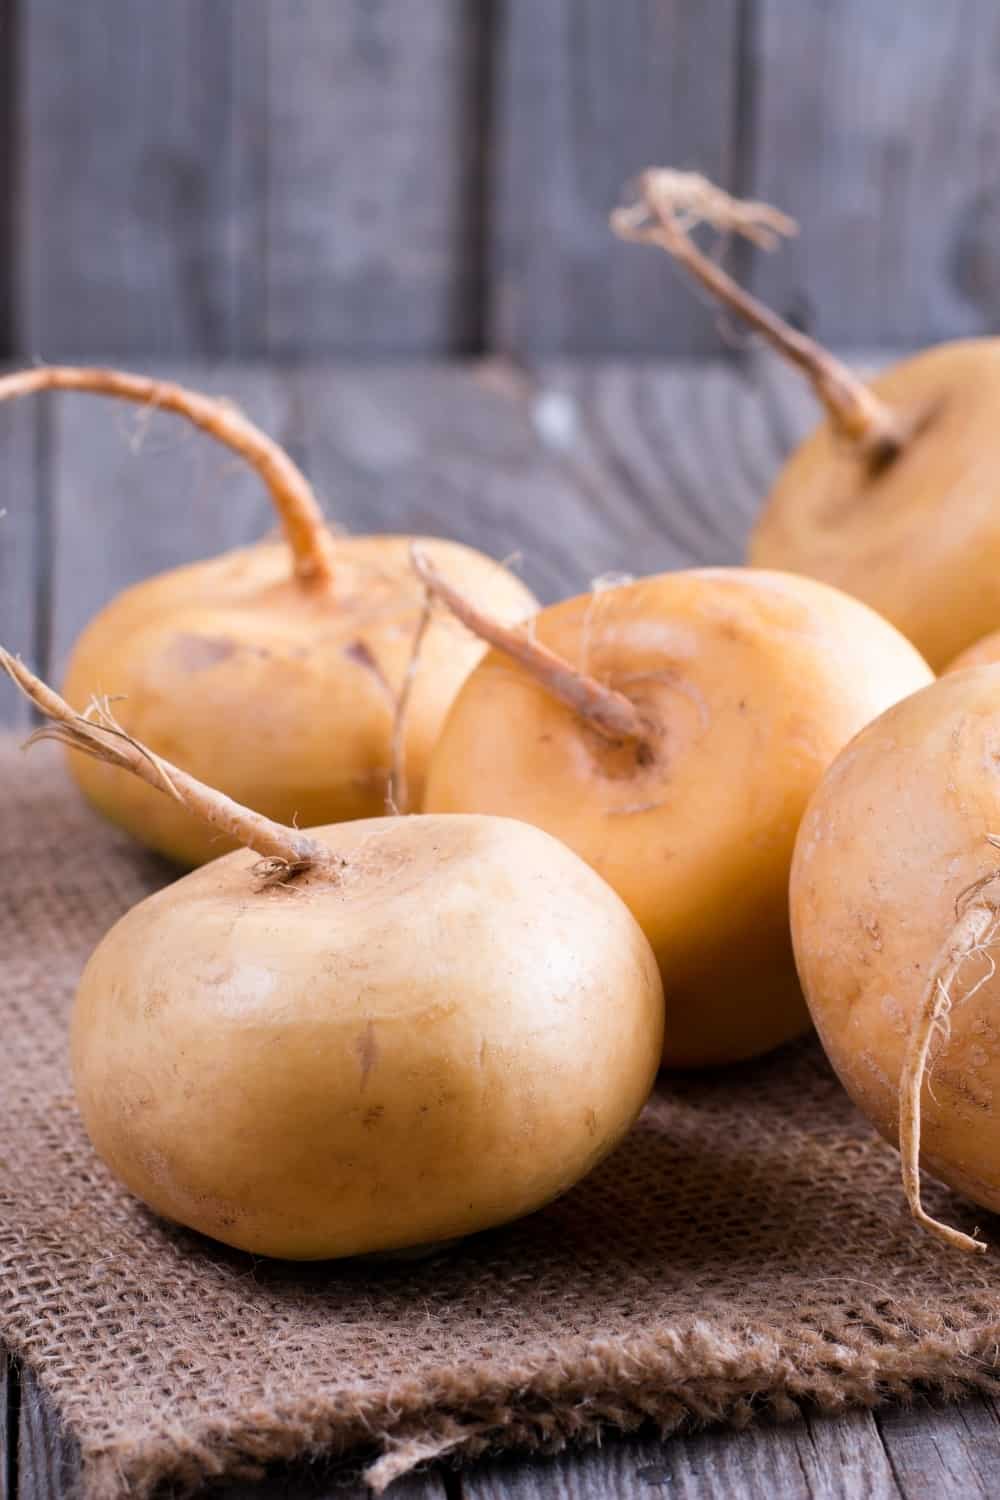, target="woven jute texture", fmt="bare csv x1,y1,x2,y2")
4,738,1000,1499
